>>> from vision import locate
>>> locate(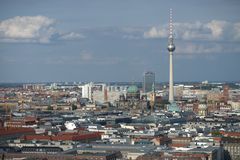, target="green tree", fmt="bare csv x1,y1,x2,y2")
211,131,222,136
47,105,53,110
71,104,77,110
